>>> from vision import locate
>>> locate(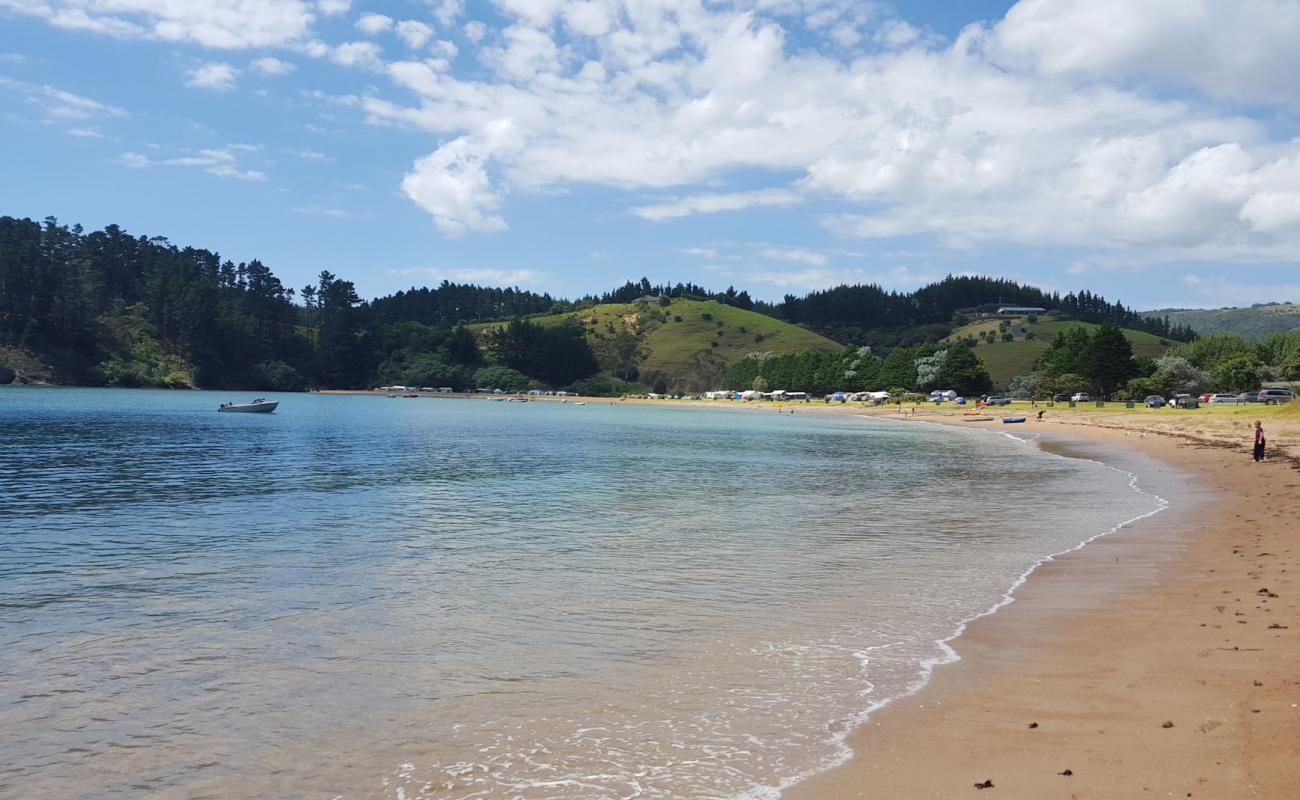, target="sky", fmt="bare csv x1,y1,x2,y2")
3,0,1300,309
